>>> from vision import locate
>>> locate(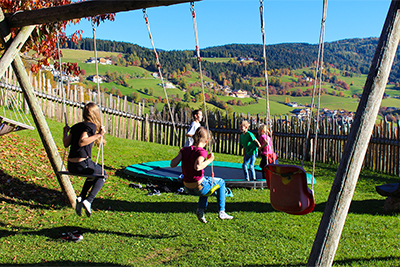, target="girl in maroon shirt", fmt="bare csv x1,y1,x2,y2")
171,127,233,223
